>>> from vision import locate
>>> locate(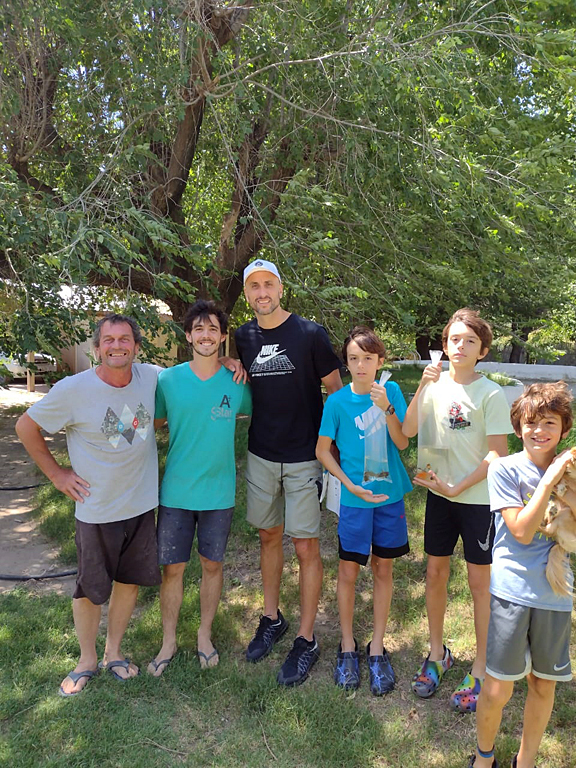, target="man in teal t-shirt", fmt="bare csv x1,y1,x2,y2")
148,301,251,676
